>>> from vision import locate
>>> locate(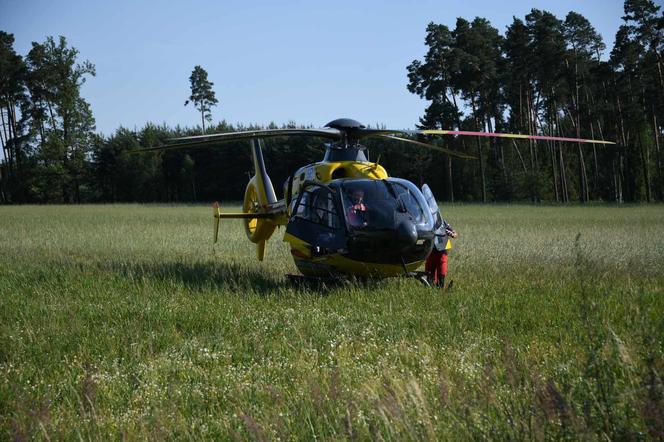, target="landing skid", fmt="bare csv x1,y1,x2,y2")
408,271,431,287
